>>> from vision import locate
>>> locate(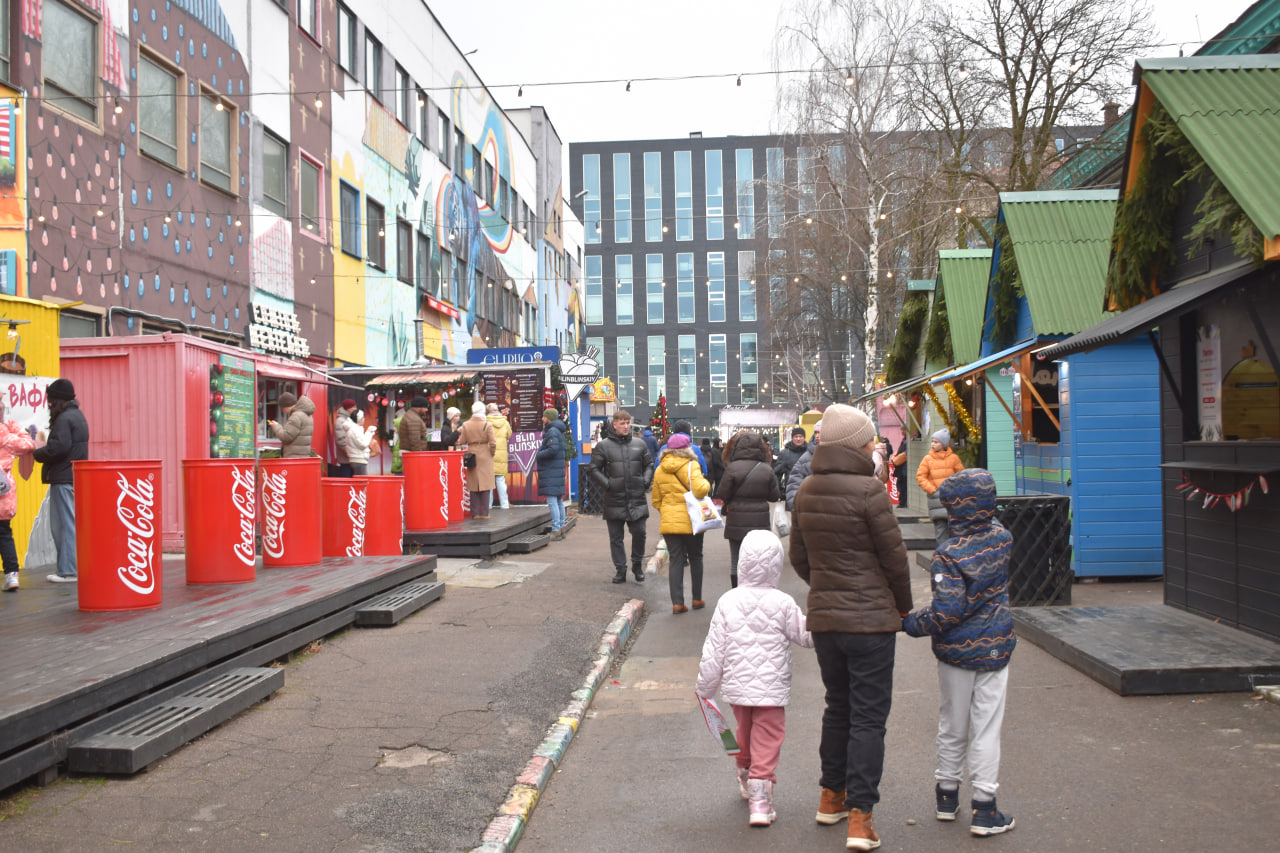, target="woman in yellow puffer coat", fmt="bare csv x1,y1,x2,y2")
916,428,966,548
486,403,513,509
652,433,712,614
